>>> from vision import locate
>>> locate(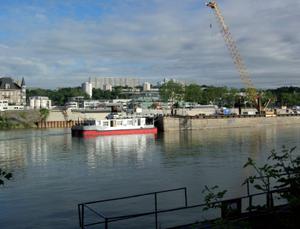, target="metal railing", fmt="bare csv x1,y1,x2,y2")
78,187,187,229
78,173,299,229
